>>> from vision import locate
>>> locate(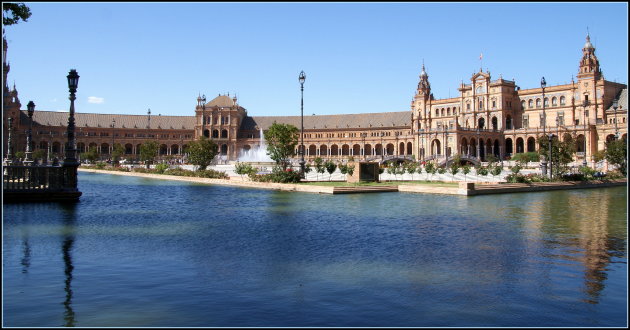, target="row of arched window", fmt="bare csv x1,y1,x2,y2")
522,96,566,109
